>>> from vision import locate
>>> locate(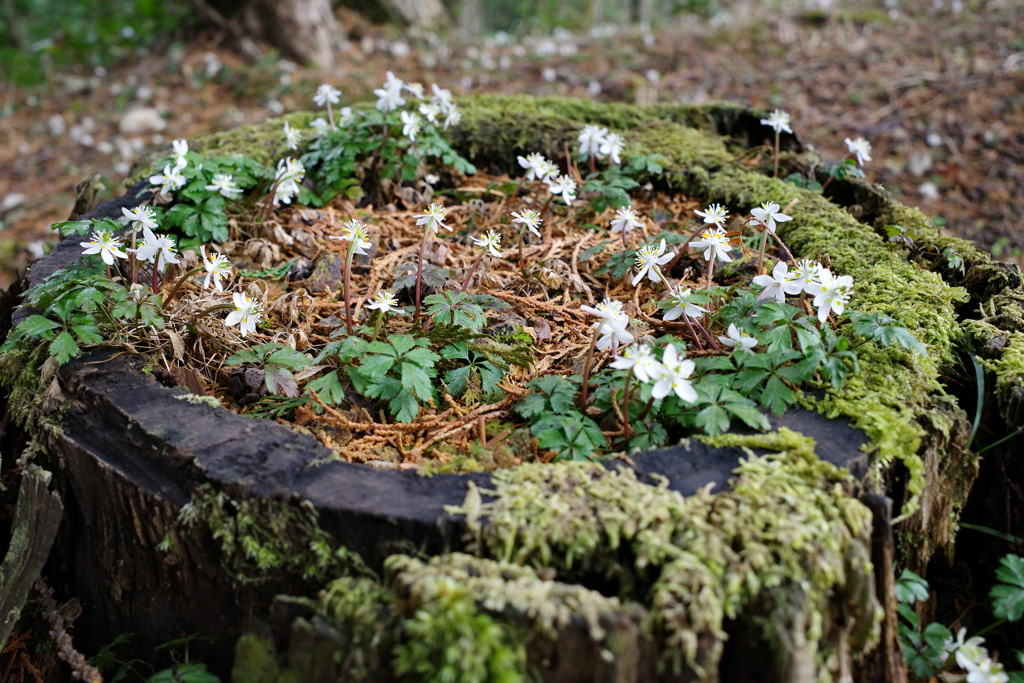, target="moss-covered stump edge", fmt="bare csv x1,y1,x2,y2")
5,96,1021,681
